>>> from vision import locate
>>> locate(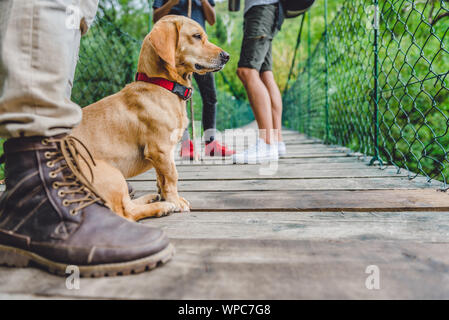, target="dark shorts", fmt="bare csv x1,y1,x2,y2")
238,4,279,73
